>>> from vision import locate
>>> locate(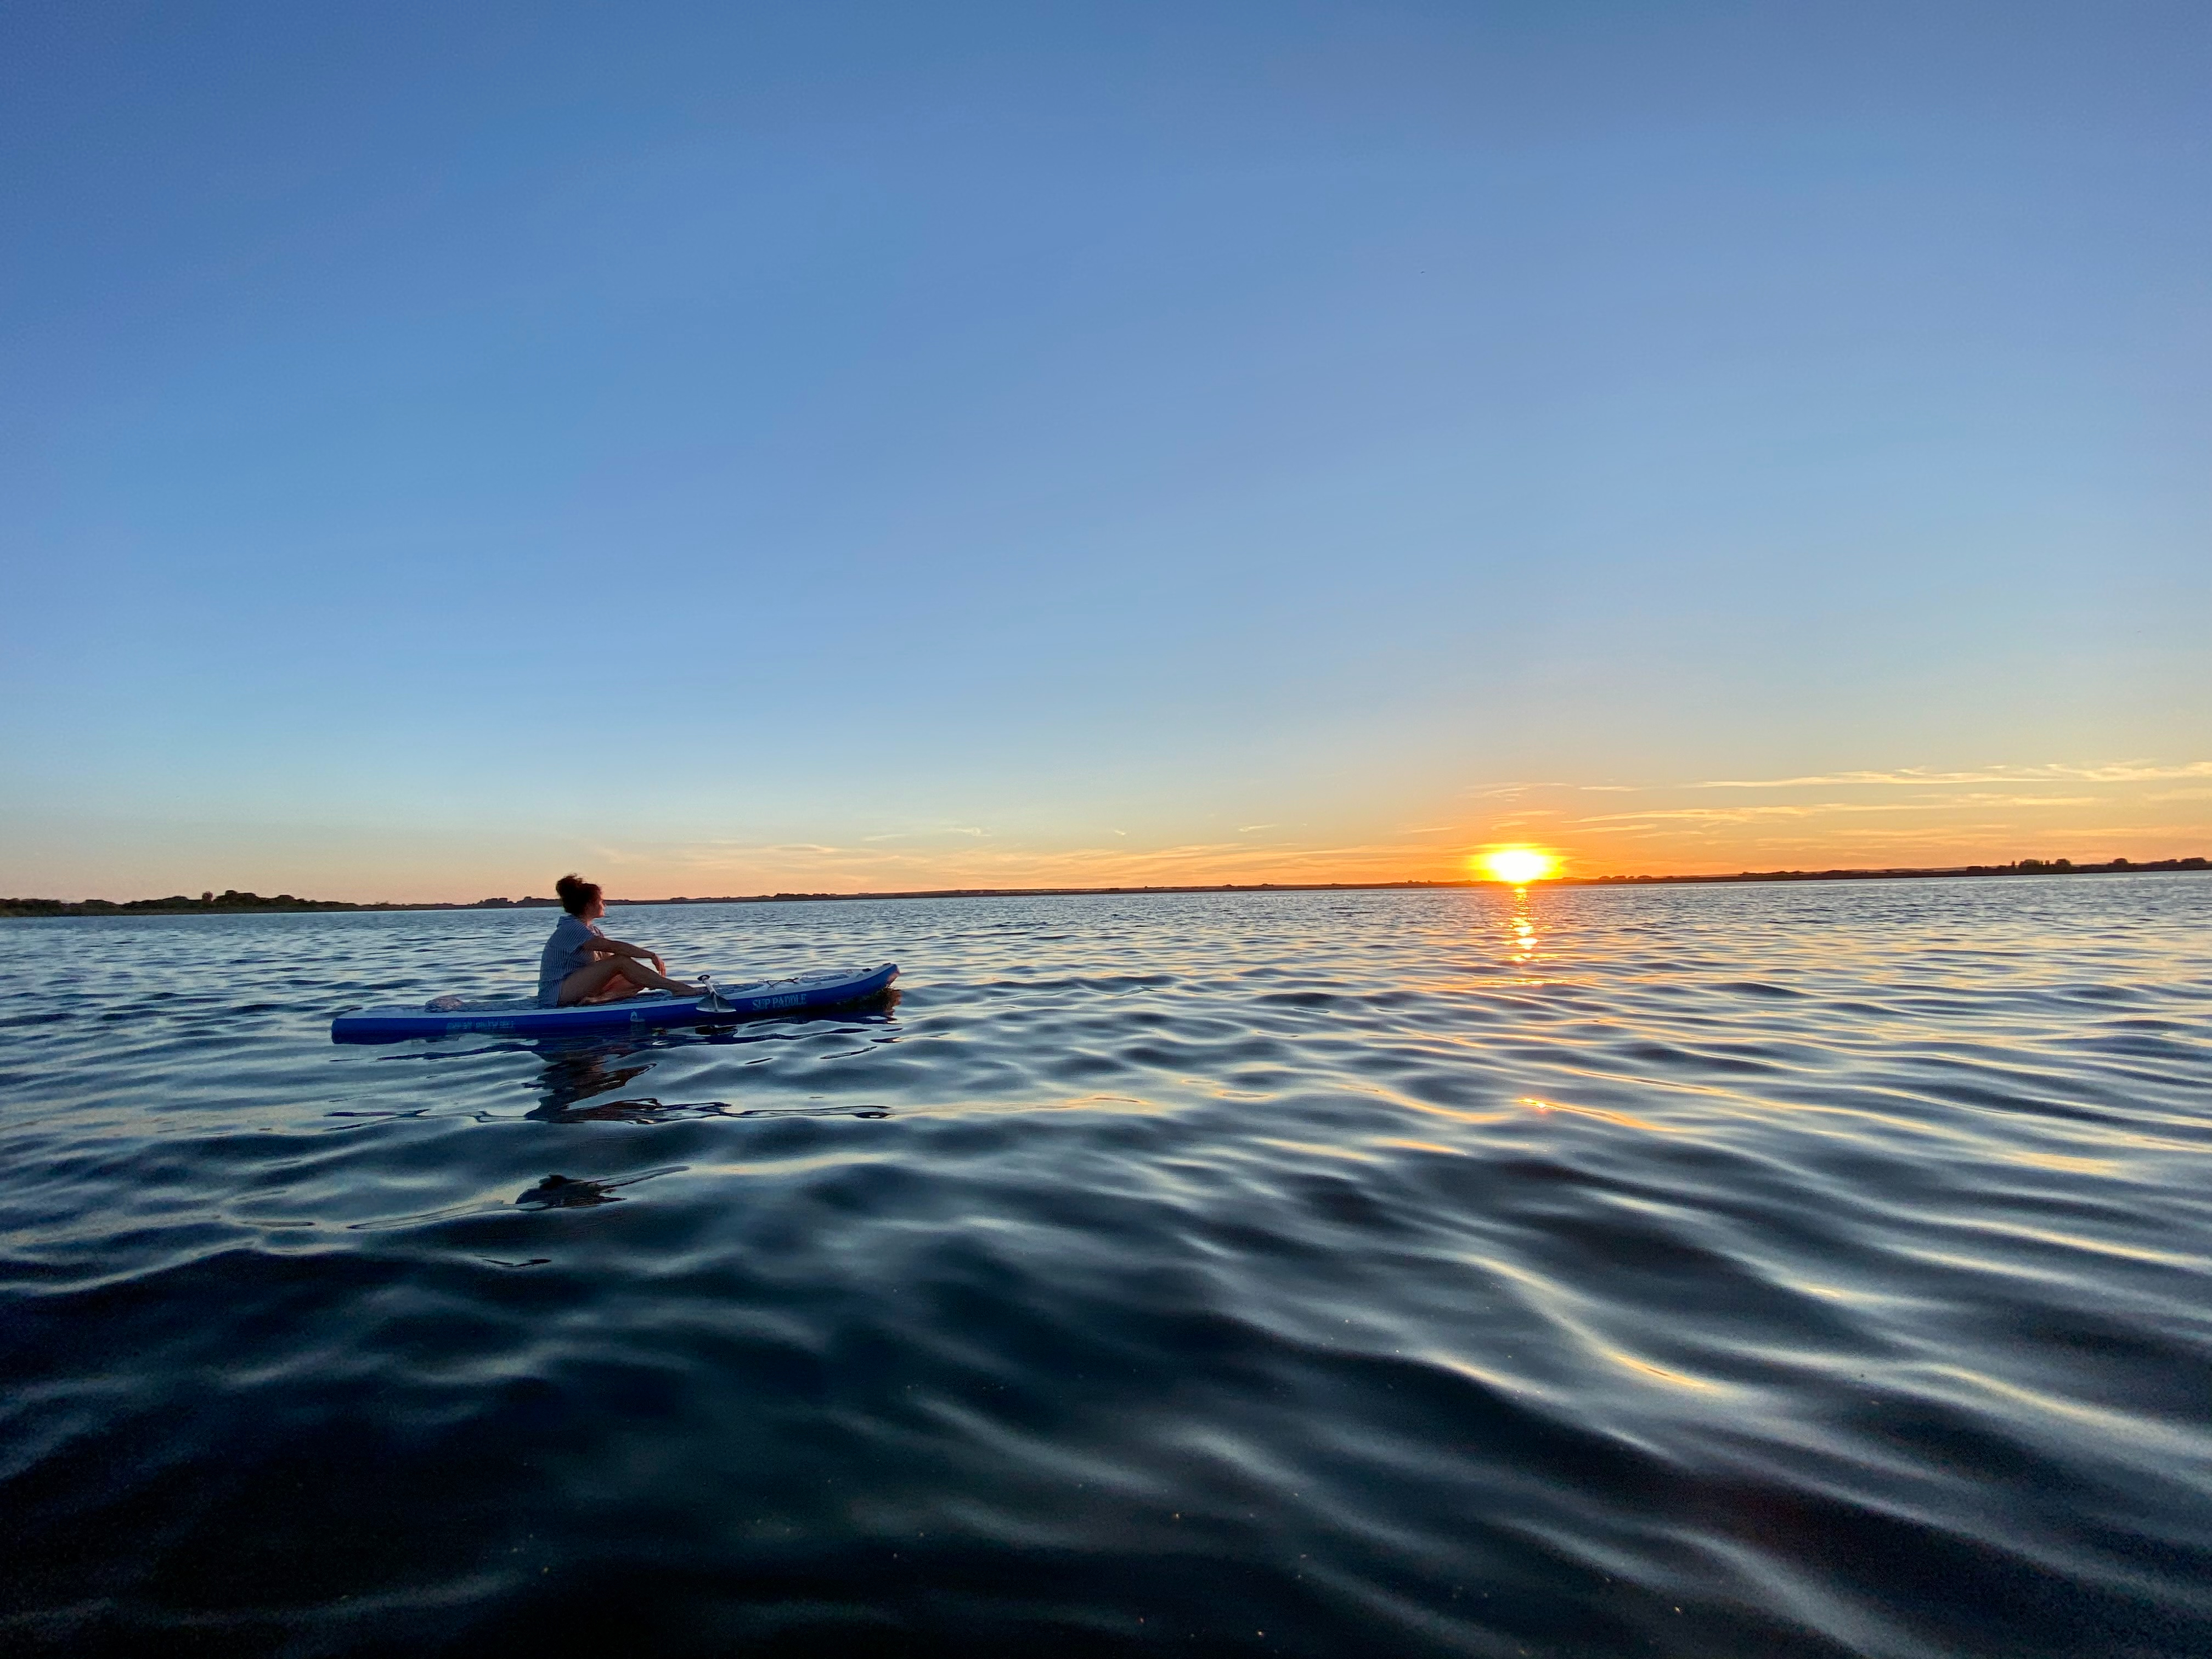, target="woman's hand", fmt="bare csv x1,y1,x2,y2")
614,940,668,973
